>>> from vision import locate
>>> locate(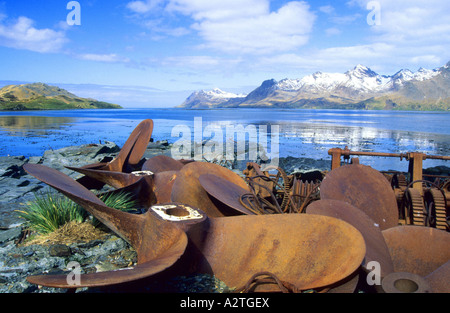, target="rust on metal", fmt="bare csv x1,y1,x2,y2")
68,119,154,186
19,121,450,293
328,146,450,171
198,174,256,215
328,146,450,231
186,213,366,292
23,163,366,292
65,166,148,189
142,154,185,173
381,272,432,293
425,260,450,293
382,225,450,277
170,161,251,217
306,199,394,278
320,164,399,230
